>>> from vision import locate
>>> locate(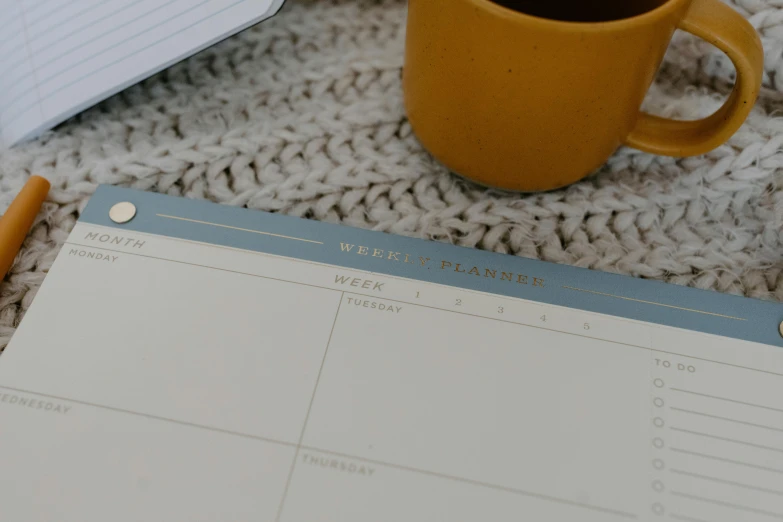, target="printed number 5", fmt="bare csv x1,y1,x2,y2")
584,323,590,330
